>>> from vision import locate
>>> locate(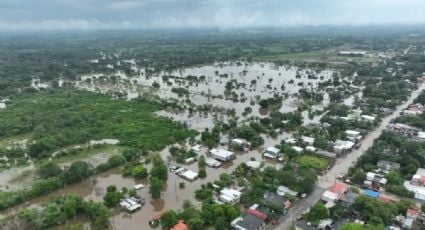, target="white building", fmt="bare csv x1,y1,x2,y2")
219,188,242,204
245,160,261,169
321,191,339,203
345,130,362,142
120,198,141,212
210,149,235,161
263,146,280,159
301,136,315,146
333,140,355,153
277,186,298,197
205,157,222,168
291,146,303,153
178,169,198,181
